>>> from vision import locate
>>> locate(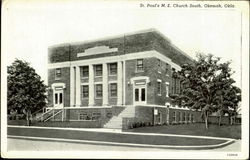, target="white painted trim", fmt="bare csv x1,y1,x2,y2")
165,82,170,85
81,82,89,85
108,80,118,84
70,67,75,106
157,79,162,82
88,64,94,106
117,61,123,105
94,82,103,84
48,50,181,71
130,76,150,84
63,106,112,109
75,66,81,106
102,63,108,106
77,45,118,57
51,83,66,89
